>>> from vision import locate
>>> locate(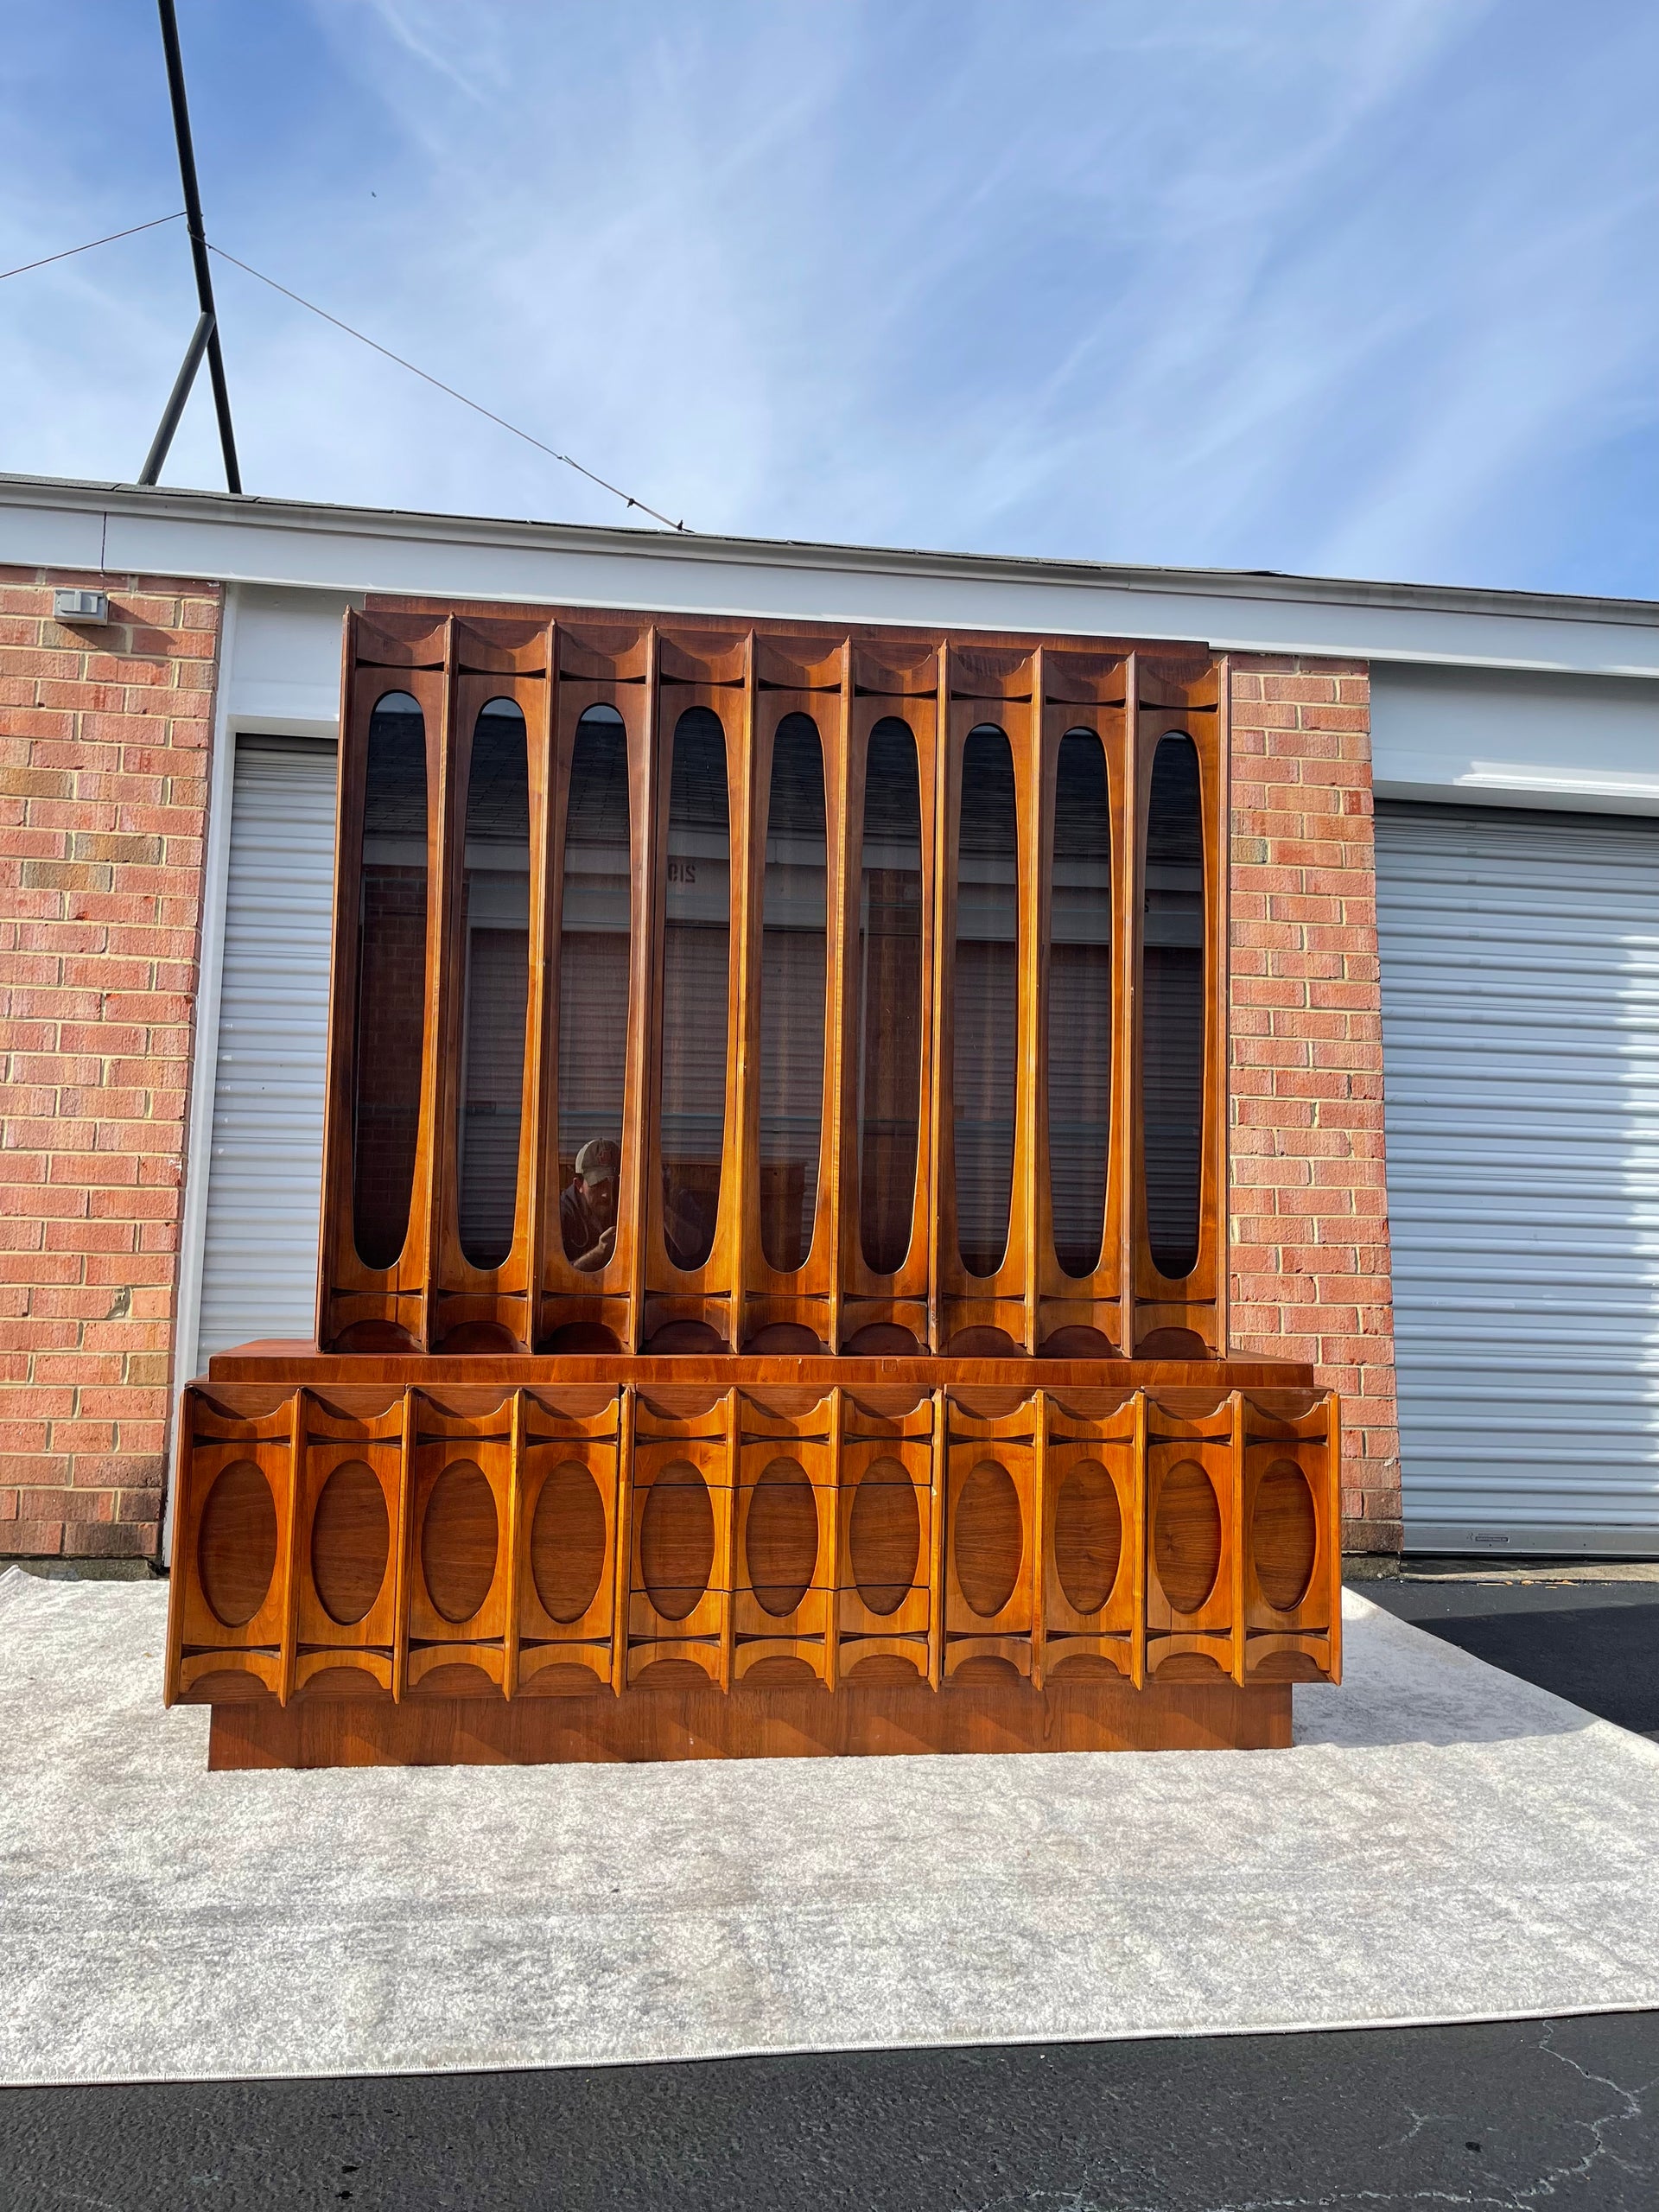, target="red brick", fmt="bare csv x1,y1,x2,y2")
79,1451,168,1488
73,1519,159,1559
0,563,217,1563
1230,652,1395,1541
0,766,75,800
1261,674,1338,702
77,1386,167,1418
31,1352,124,1386
6,1521,65,1556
